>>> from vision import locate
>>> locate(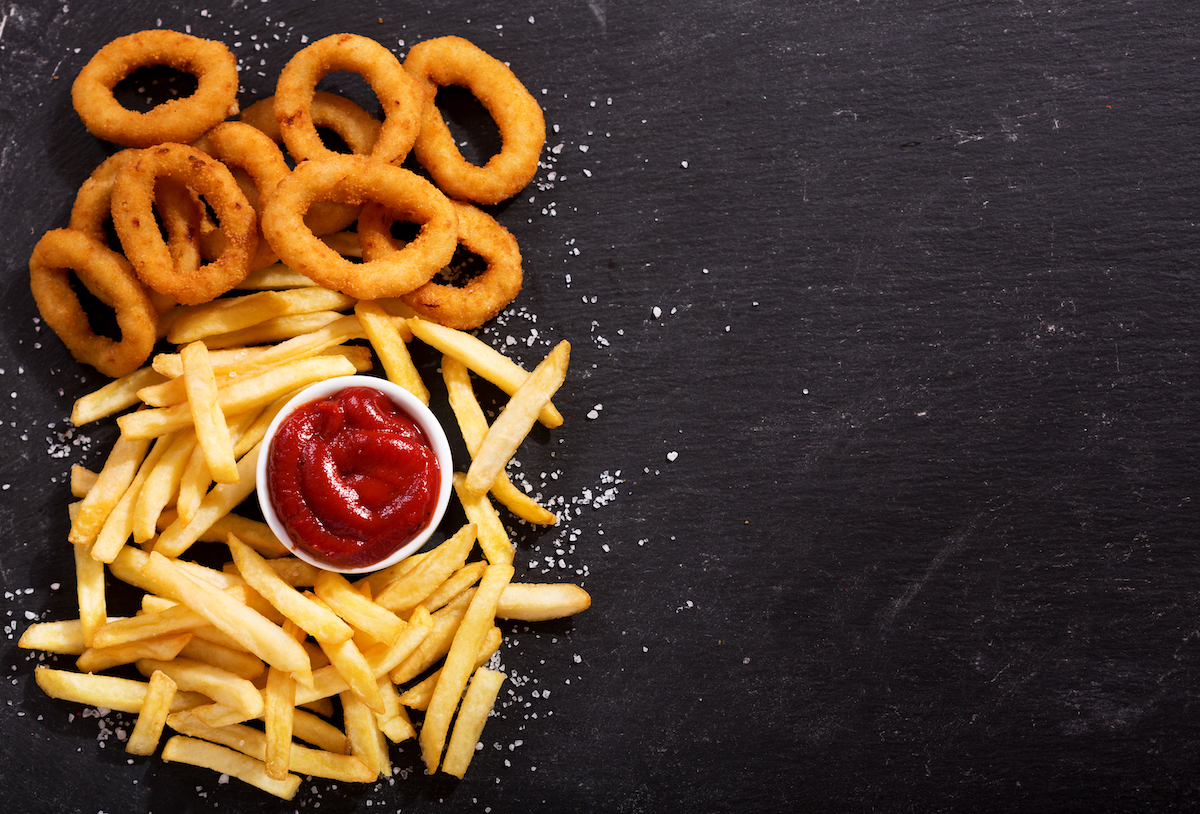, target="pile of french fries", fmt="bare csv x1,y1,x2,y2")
20,256,589,799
